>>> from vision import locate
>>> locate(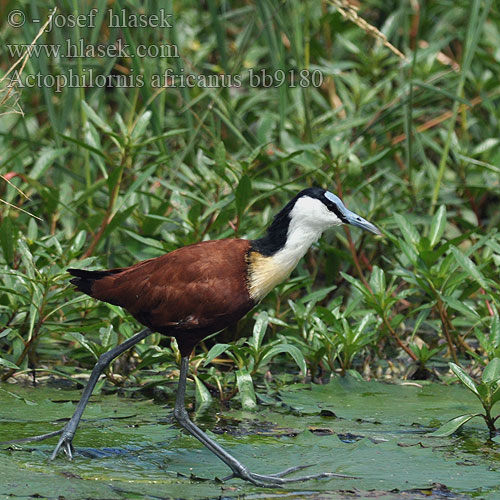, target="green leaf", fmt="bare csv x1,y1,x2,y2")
341,272,372,300
215,141,226,168
214,141,229,182
30,147,68,180
70,230,87,255
0,328,12,339
100,205,136,242
369,266,386,296
250,311,268,351
474,328,492,356
472,138,500,155
99,325,116,350
132,129,189,149
429,205,447,248
411,308,431,336
66,332,99,360
450,246,489,290
121,230,165,251
261,344,307,375
0,358,19,370
59,133,107,159
131,110,152,140
429,413,481,437
236,369,257,411
442,296,480,319
482,358,500,384
394,213,420,250
193,375,213,408
17,239,36,279
0,217,15,265
491,314,500,349
82,101,112,133
491,386,500,407
203,343,231,366
235,175,251,216
300,285,336,306
450,363,480,397
477,383,489,400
